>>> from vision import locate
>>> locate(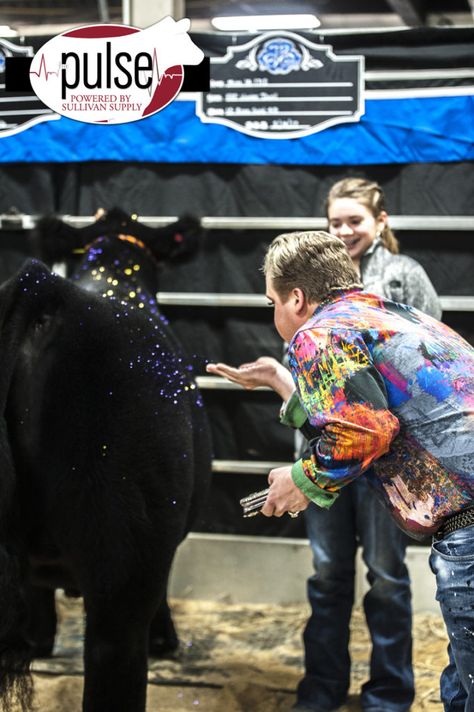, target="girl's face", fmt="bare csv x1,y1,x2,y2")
327,197,386,266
